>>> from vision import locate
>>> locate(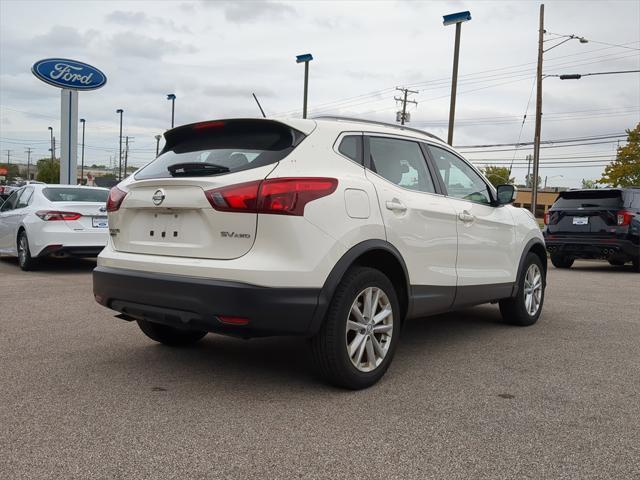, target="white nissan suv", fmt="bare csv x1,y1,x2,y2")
94,117,546,389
